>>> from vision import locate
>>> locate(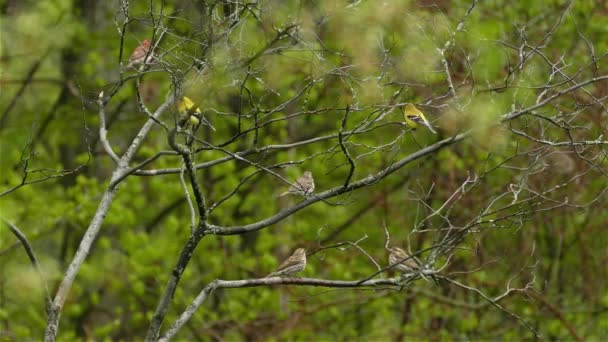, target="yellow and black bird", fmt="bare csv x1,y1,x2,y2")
177,96,216,132
403,103,436,133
